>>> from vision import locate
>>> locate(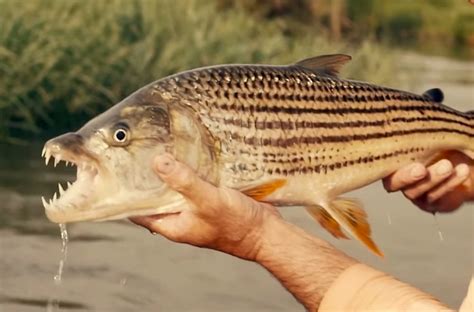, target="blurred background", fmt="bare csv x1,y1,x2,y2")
0,0,472,311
